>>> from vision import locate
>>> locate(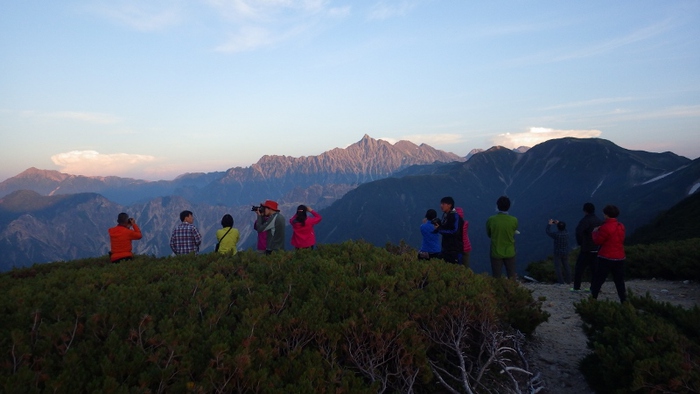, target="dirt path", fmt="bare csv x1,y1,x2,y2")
522,279,700,393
